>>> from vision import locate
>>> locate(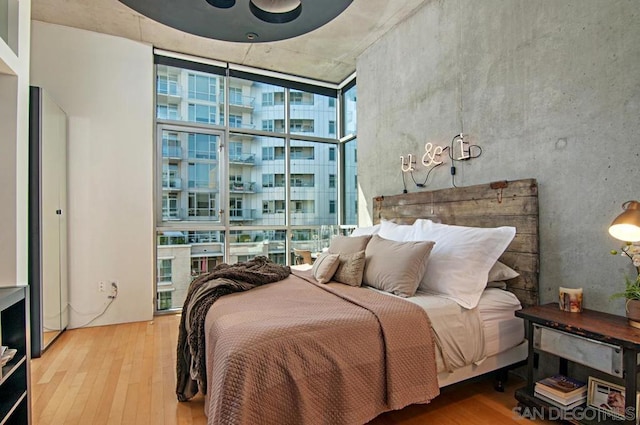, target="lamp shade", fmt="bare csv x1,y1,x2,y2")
609,201,640,242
